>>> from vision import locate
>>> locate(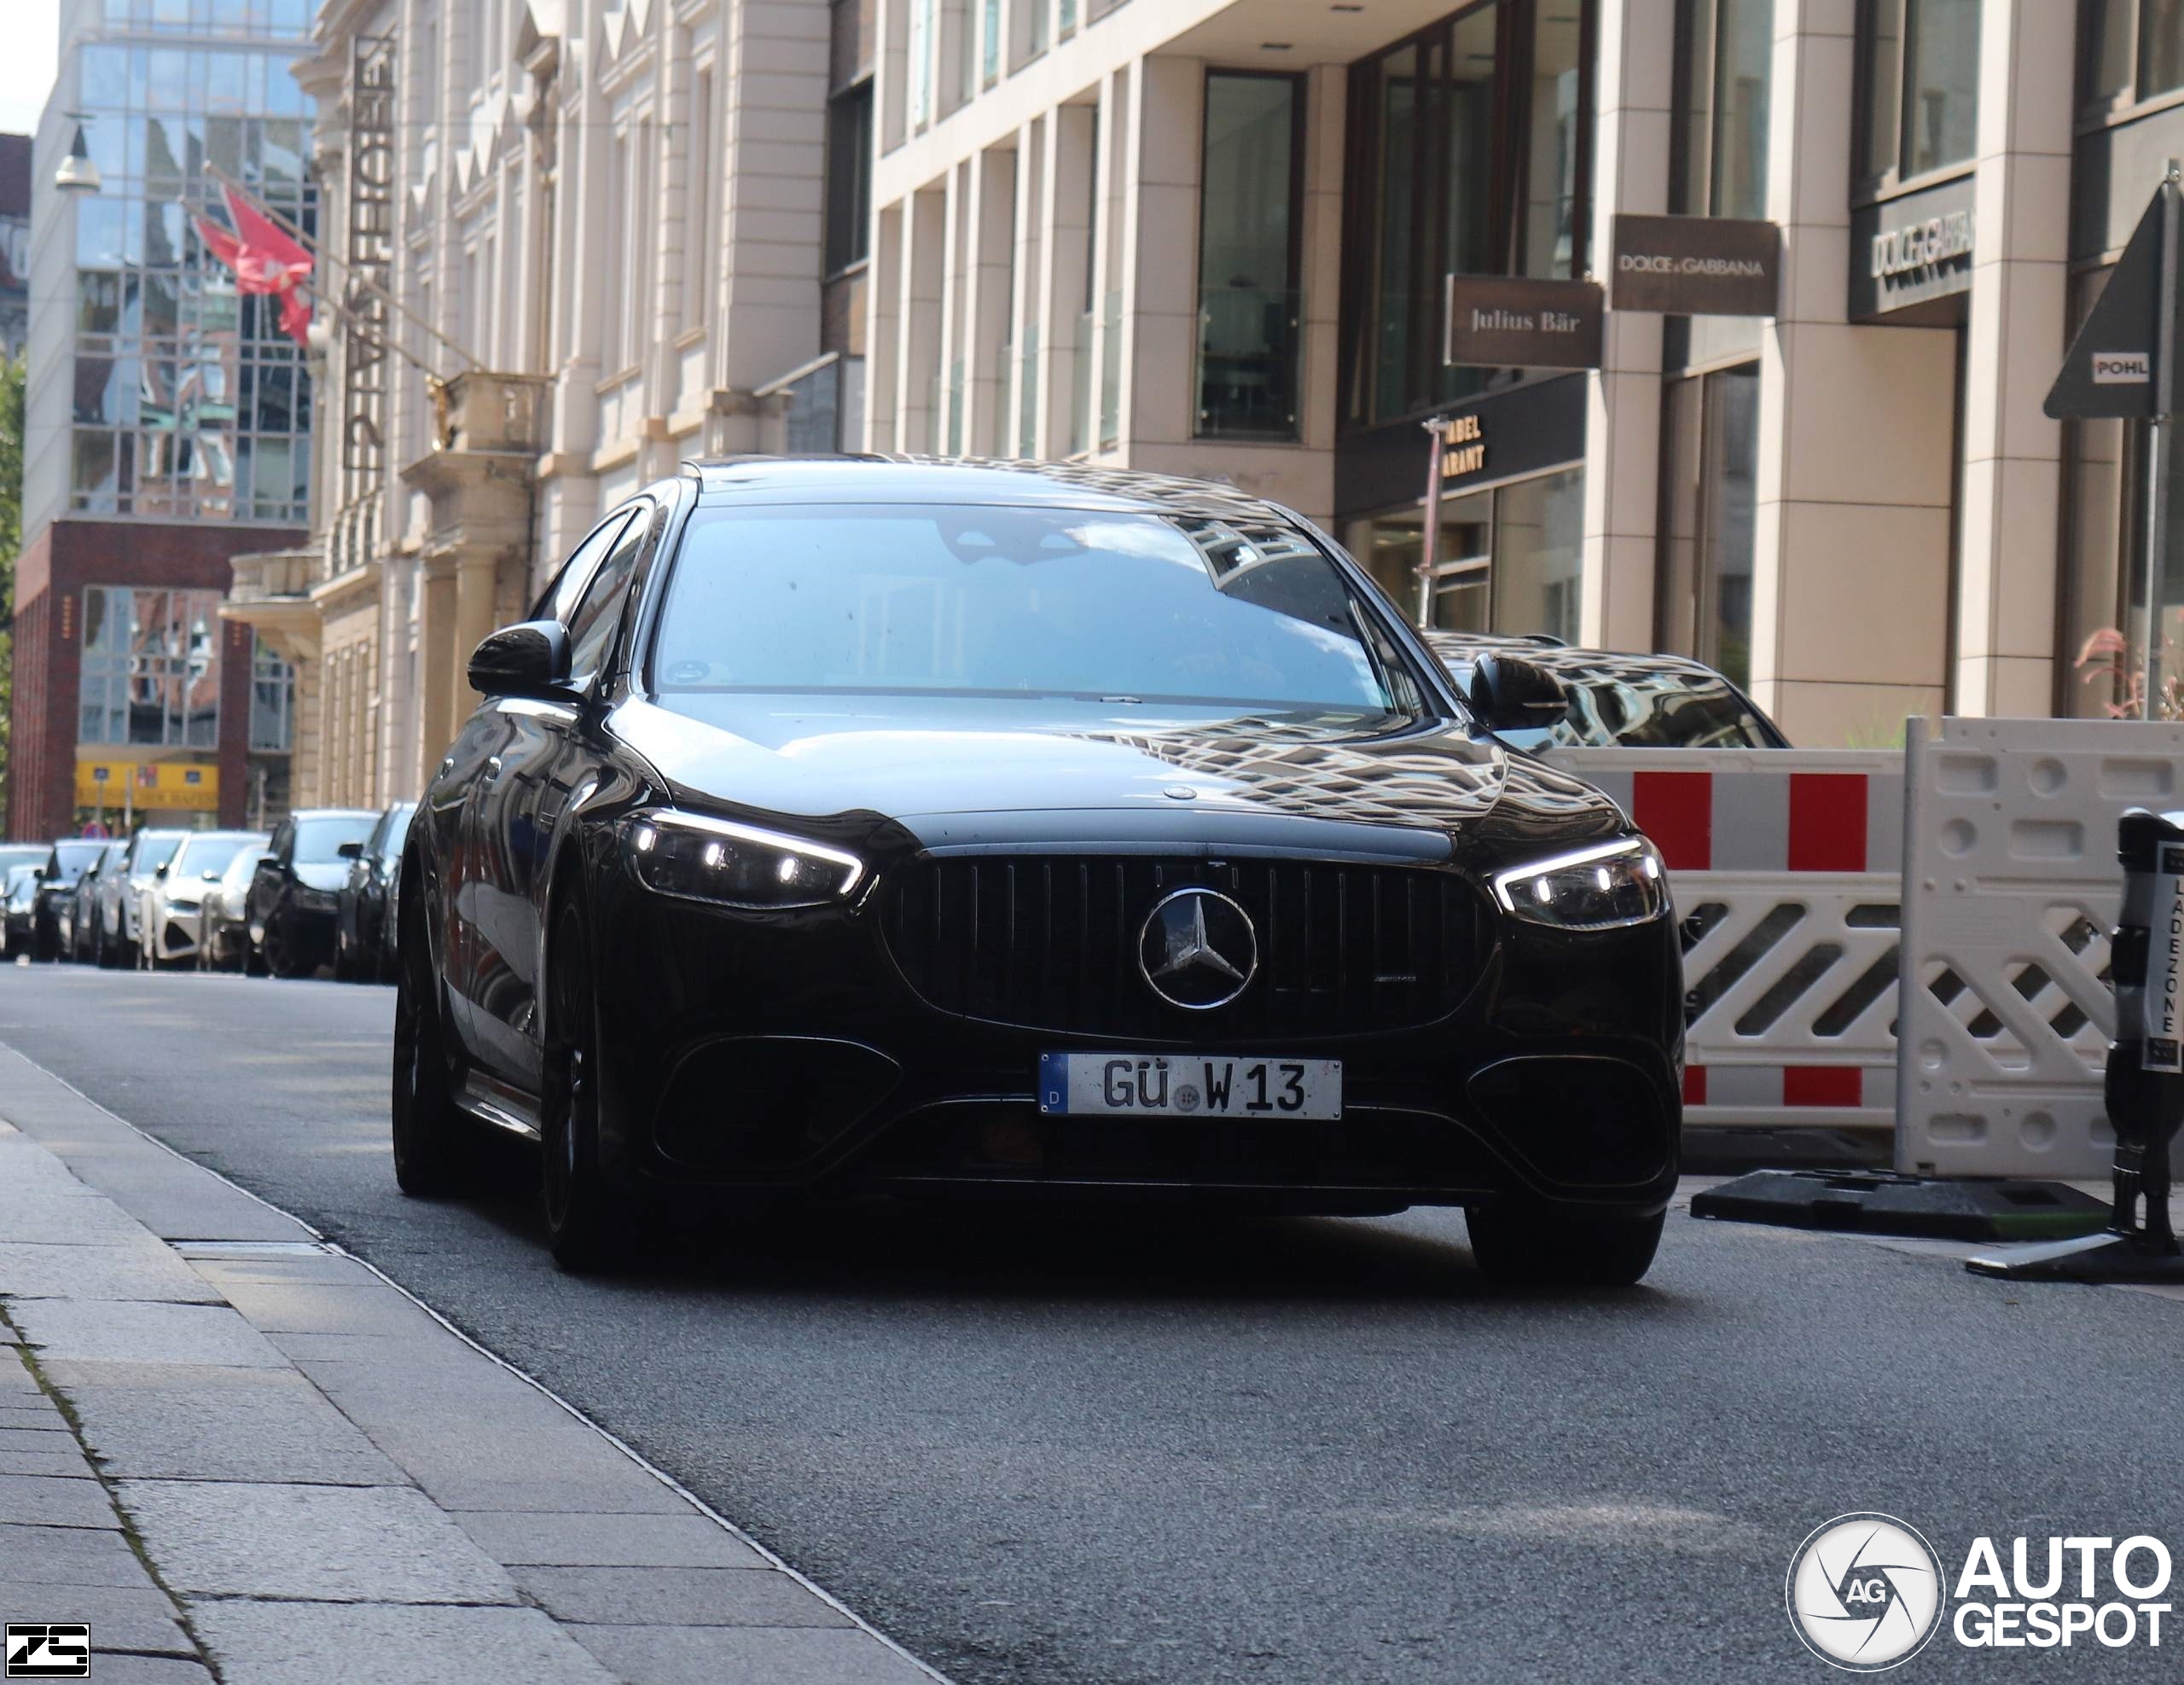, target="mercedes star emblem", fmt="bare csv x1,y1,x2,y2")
1138,888,1259,1011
